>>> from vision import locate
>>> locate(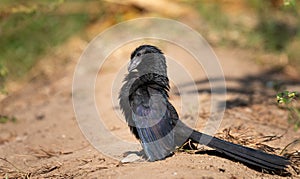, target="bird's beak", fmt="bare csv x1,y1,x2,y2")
128,57,141,72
